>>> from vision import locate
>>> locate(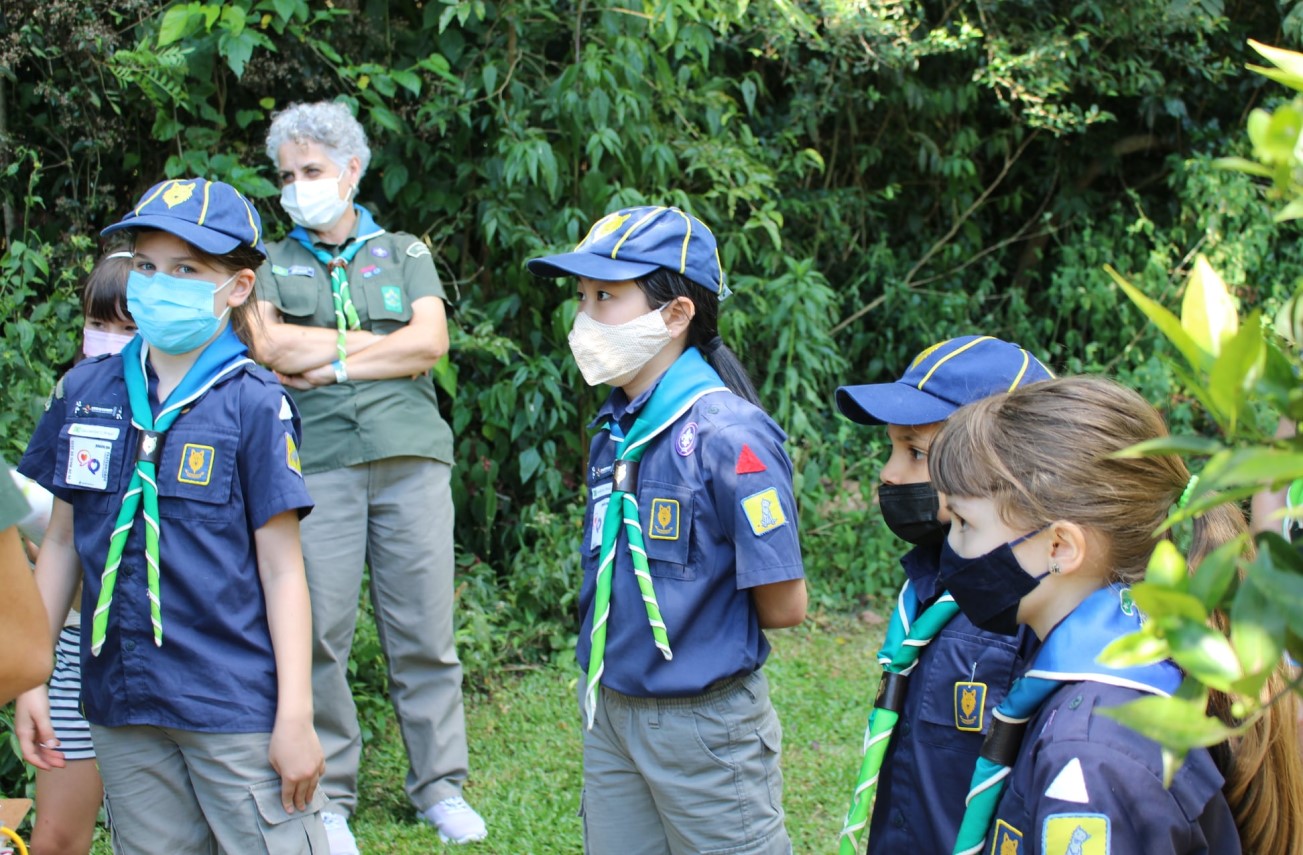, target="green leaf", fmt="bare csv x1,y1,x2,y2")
158,5,195,47
1275,198,1303,222
1181,255,1238,356
1249,40,1303,82
519,447,542,483
1113,435,1225,458
1145,540,1188,590
1187,535,1245,609
1207,309,1264,434
1166,621,1242,691
1105,265,1208,374
1229,575,1283,696
390,69,422,96
1211,156,1273,177
1098,629,1170,668
1098,694,1238,751
1130,584,1206,622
